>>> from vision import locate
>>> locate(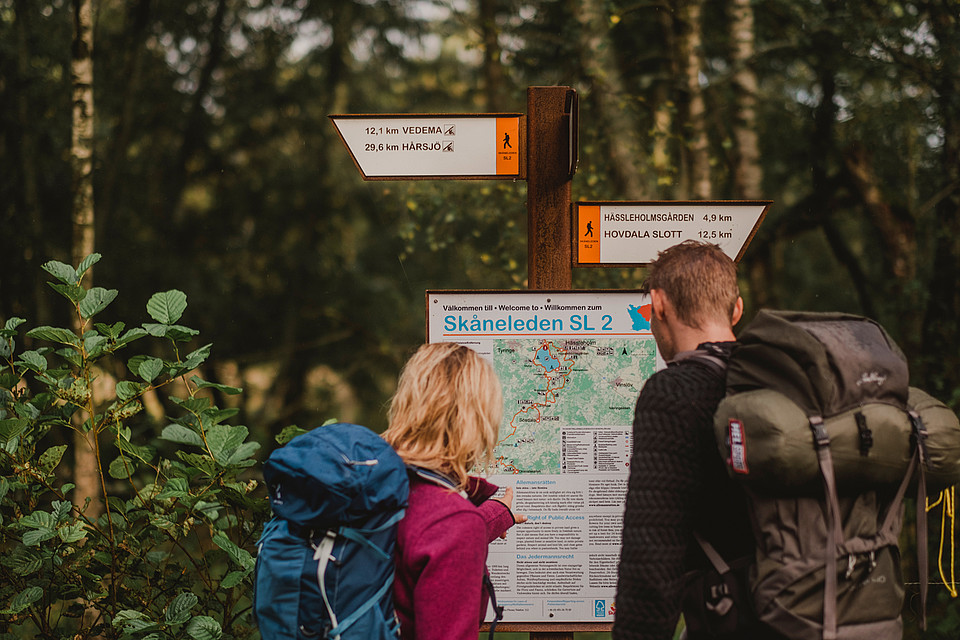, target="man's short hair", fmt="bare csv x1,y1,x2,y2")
644,240,740,330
